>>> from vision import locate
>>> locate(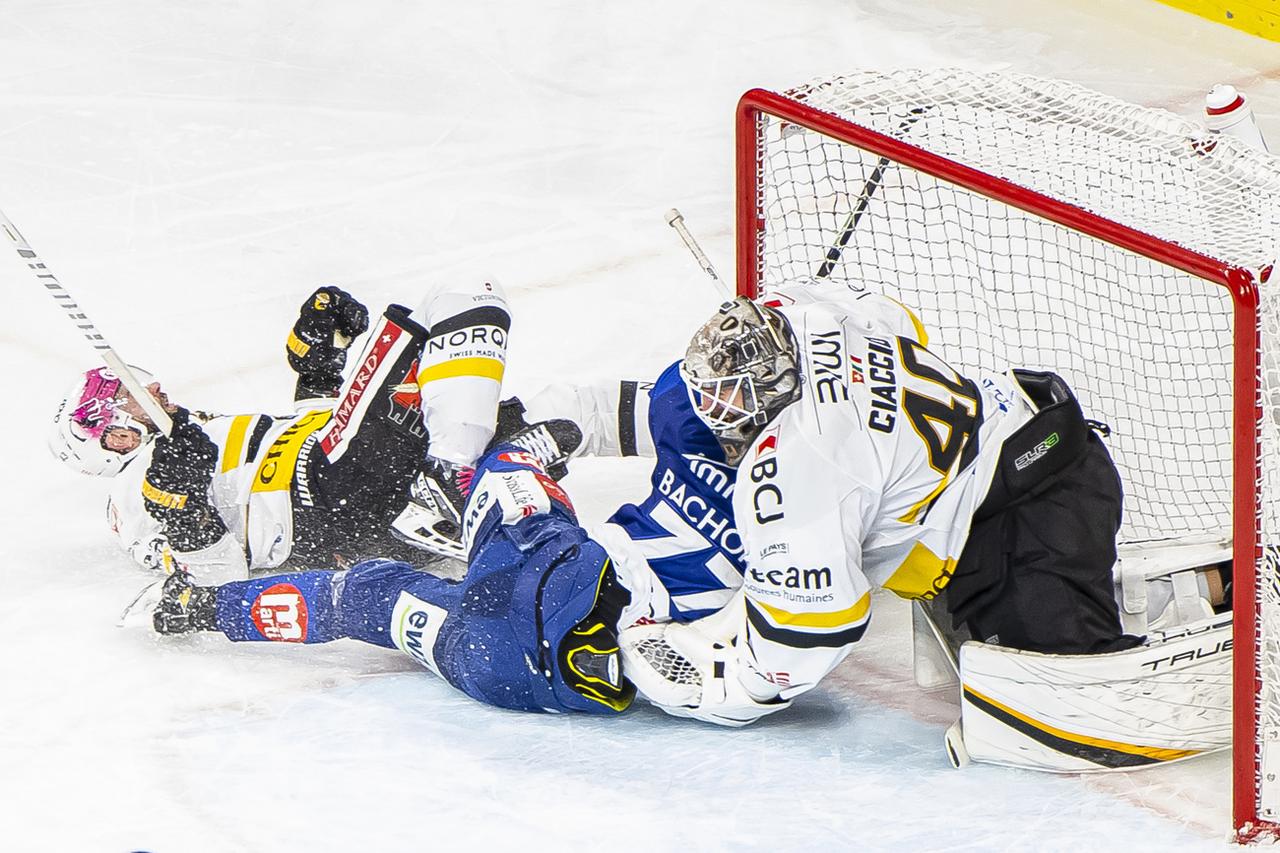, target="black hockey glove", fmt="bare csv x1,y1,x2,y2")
152,570,218,635
286,286,370,401
143,408,228,552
